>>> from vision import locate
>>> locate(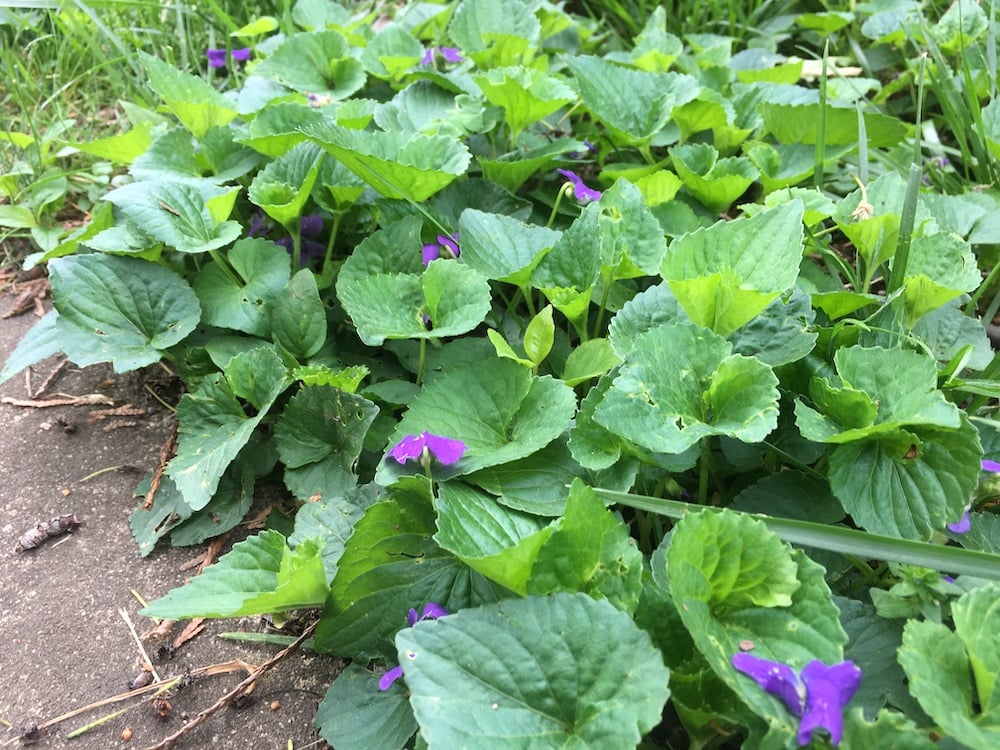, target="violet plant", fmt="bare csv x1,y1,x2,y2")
3,0,1000,747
